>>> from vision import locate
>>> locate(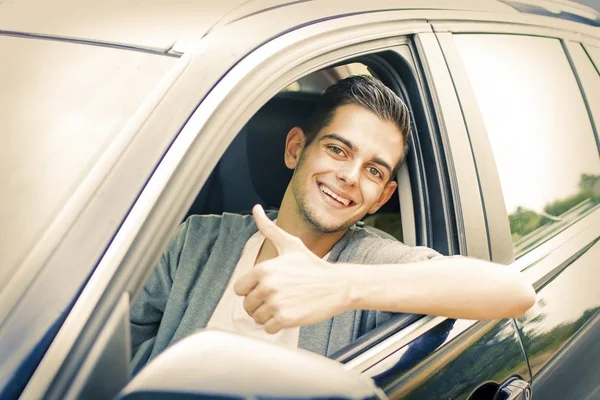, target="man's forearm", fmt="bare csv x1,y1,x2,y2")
338,257,536,320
